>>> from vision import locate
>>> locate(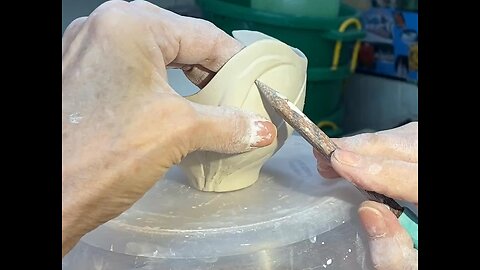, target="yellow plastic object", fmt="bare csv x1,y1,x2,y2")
317,120,339,130
331,18,362,72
